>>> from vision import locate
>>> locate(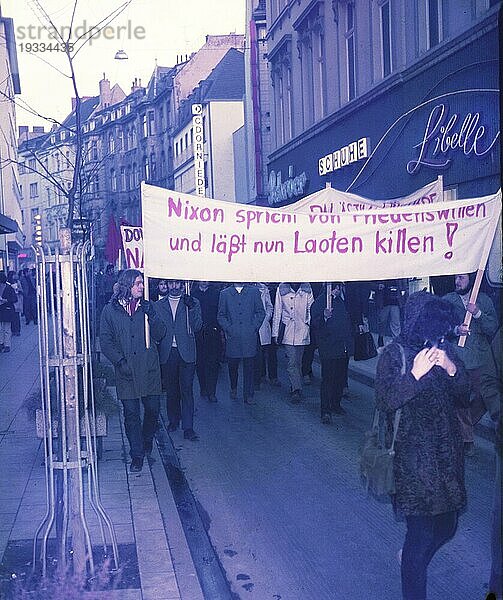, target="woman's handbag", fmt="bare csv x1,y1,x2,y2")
360,408,401,498
359,344,405,499
354,331,377,361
